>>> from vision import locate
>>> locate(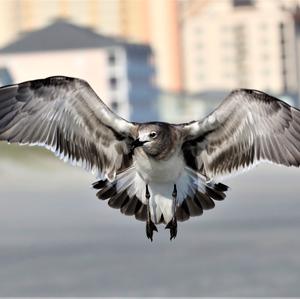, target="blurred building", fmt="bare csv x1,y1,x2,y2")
181,0,300,100
3,0,300,107
0,67,13,86
158,90,228,123
0,20,158,121
0,0,182,93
